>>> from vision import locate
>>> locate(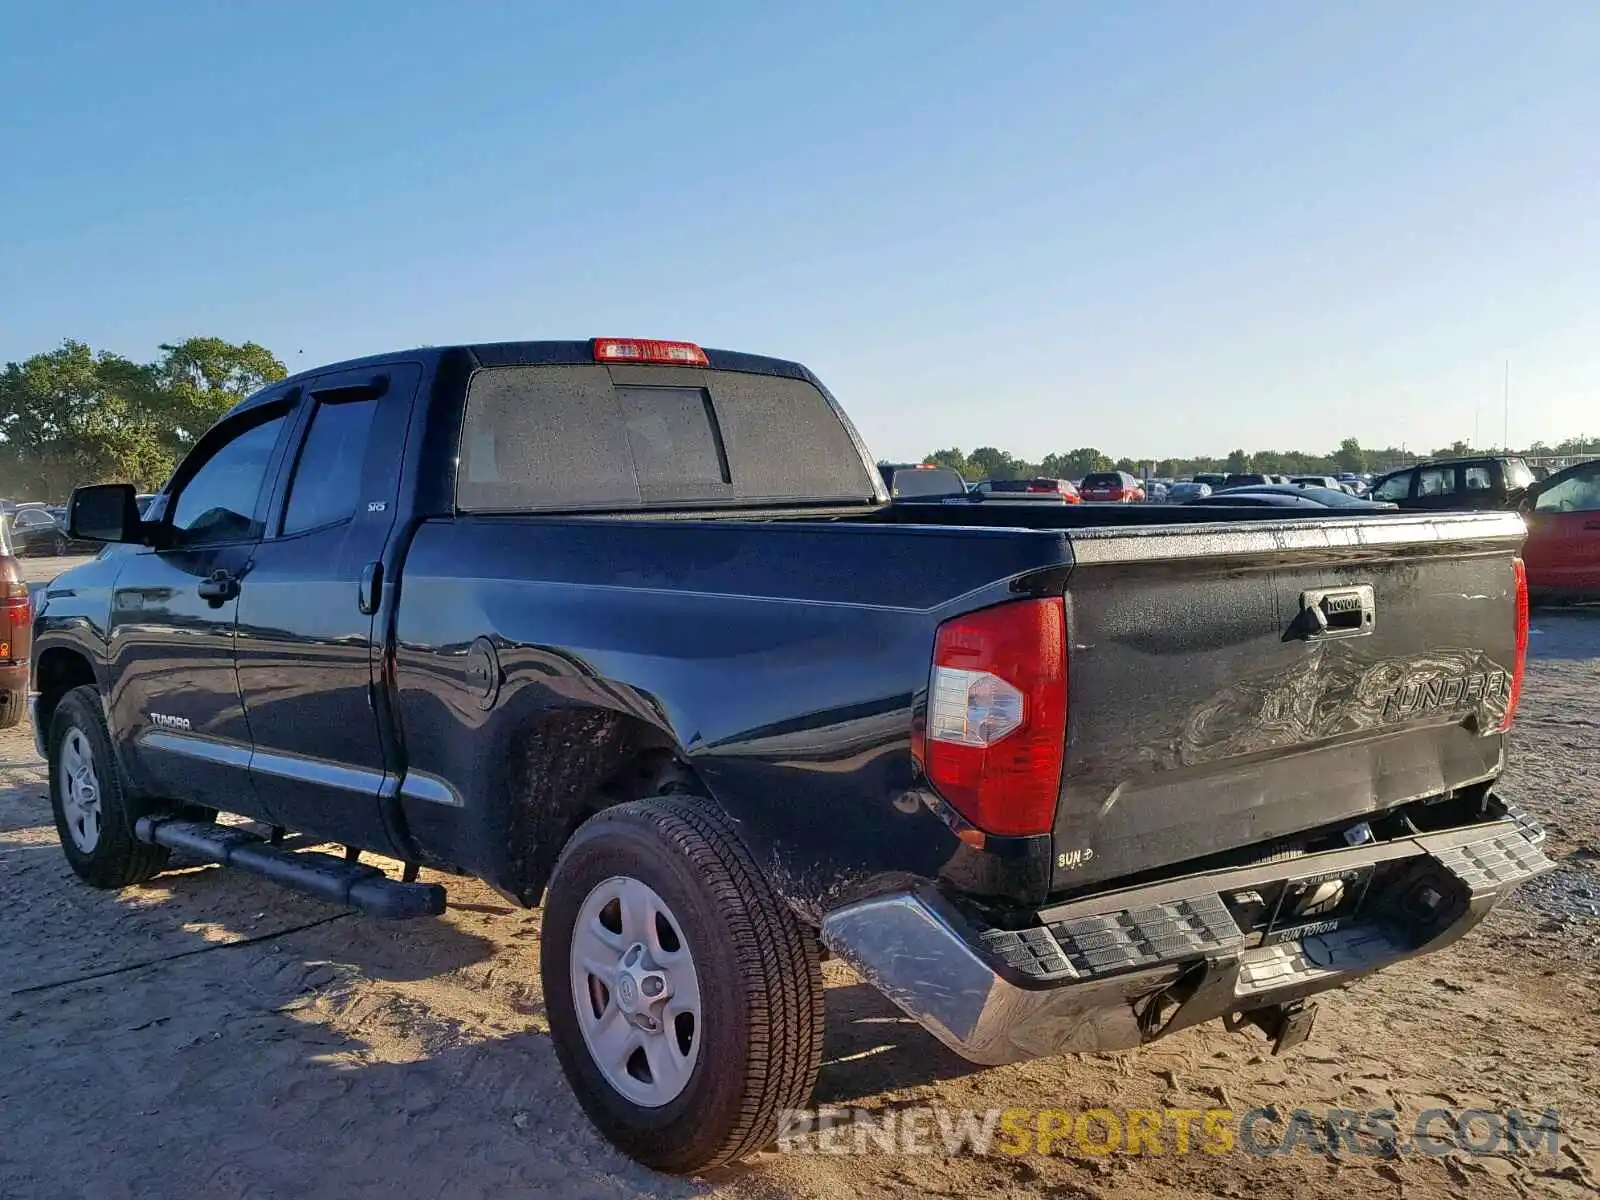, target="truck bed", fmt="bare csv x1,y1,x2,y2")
392,502,1526,909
